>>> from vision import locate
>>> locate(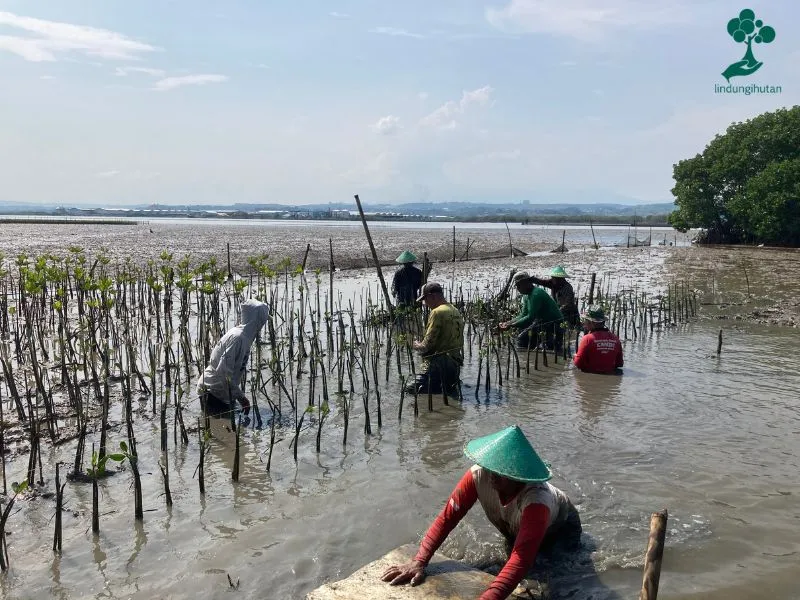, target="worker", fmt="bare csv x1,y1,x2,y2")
573,305,623,374
406,282,464,395
528,266,579,328
391,250,424,308
381,425,582,600
499,271,564,350
196,298,270,418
